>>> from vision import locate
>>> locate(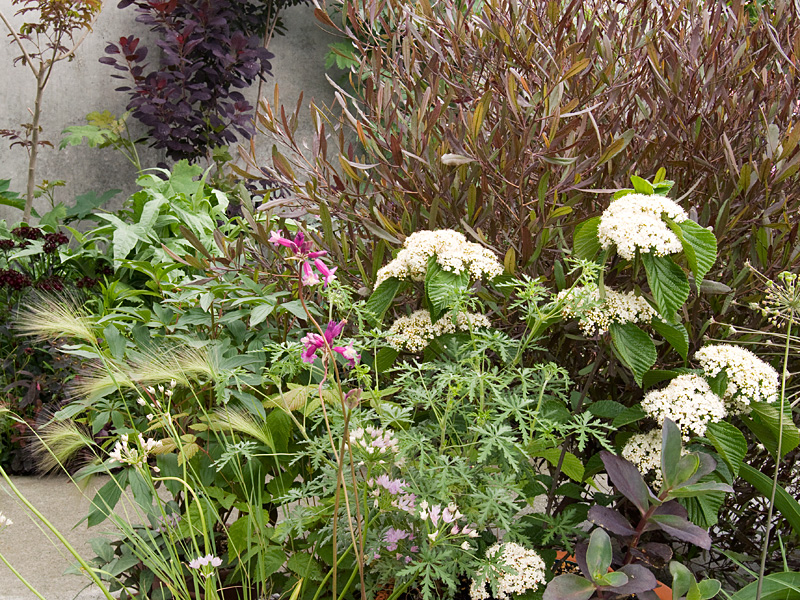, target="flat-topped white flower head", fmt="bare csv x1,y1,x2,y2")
695,344,779,414
622,429,666,487
642,374,727,439
470,542,546,600
557,284,656,335
375,230,503,287
598,193,688,260
387,309,490,352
